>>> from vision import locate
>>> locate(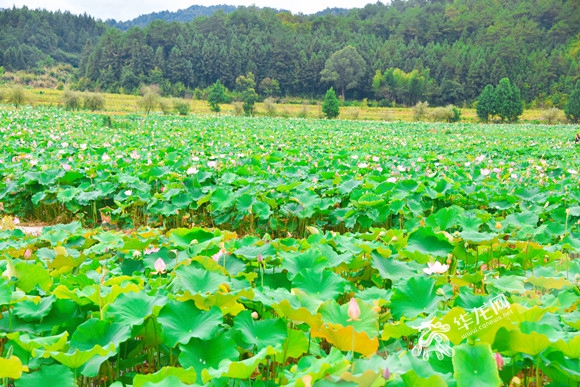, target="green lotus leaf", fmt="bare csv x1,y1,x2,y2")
168,228,219,249
292,268,347,301
133,367,197,387
493,327,551,356
405,227,454,258
14,262,52,293
233,310,288,350
539,350,580,383
157,300,222,347
426,205,464,231
15,364,74,387
210,188,235,211
171,265,228,295
50,345,116,370
452,343,501,387
13,295,55,322
280,249,328,280
0,278,12,305
318,299,379,338
390,276,441,320
107,291,167,327
70,319,132,351
179,335,239,383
